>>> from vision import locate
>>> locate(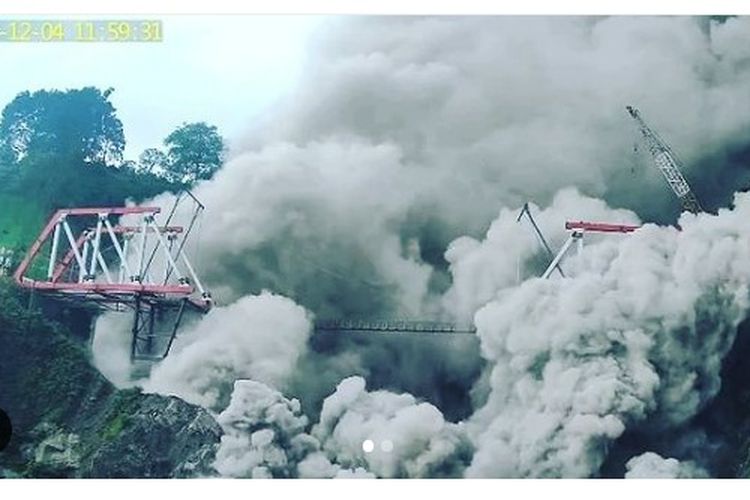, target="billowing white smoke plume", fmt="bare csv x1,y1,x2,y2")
625,452,708,478
443,187,641,320
312,376,472,478
462,193,750,477
138,140,435,319
210,379,371,478
90,16,750,478
253,16,750,224
145,292,312,409
99,189,750,478
214,376,470,478
215,377,458,478
92,311,139,386
135,16,750,317
93,292,312,410
214,379,311,478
